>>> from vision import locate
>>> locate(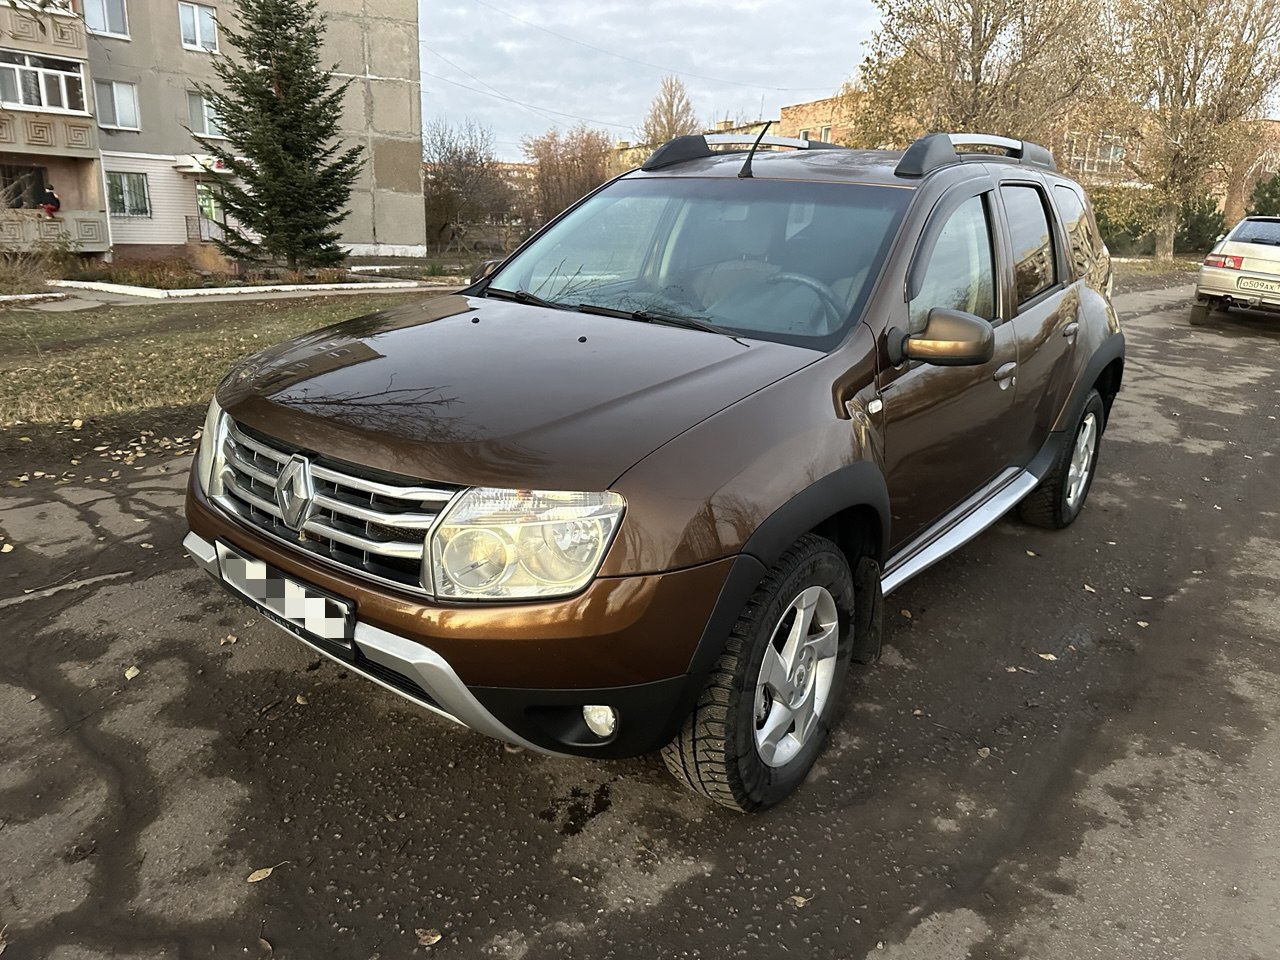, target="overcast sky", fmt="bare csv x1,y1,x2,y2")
417,0,881,161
